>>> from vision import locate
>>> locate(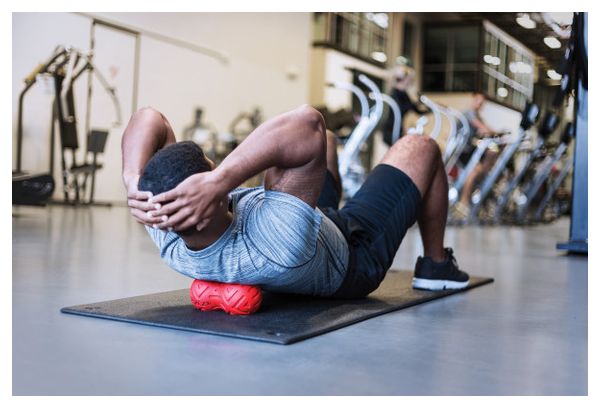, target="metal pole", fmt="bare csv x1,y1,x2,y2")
132,34,141,113
86,22,95,151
